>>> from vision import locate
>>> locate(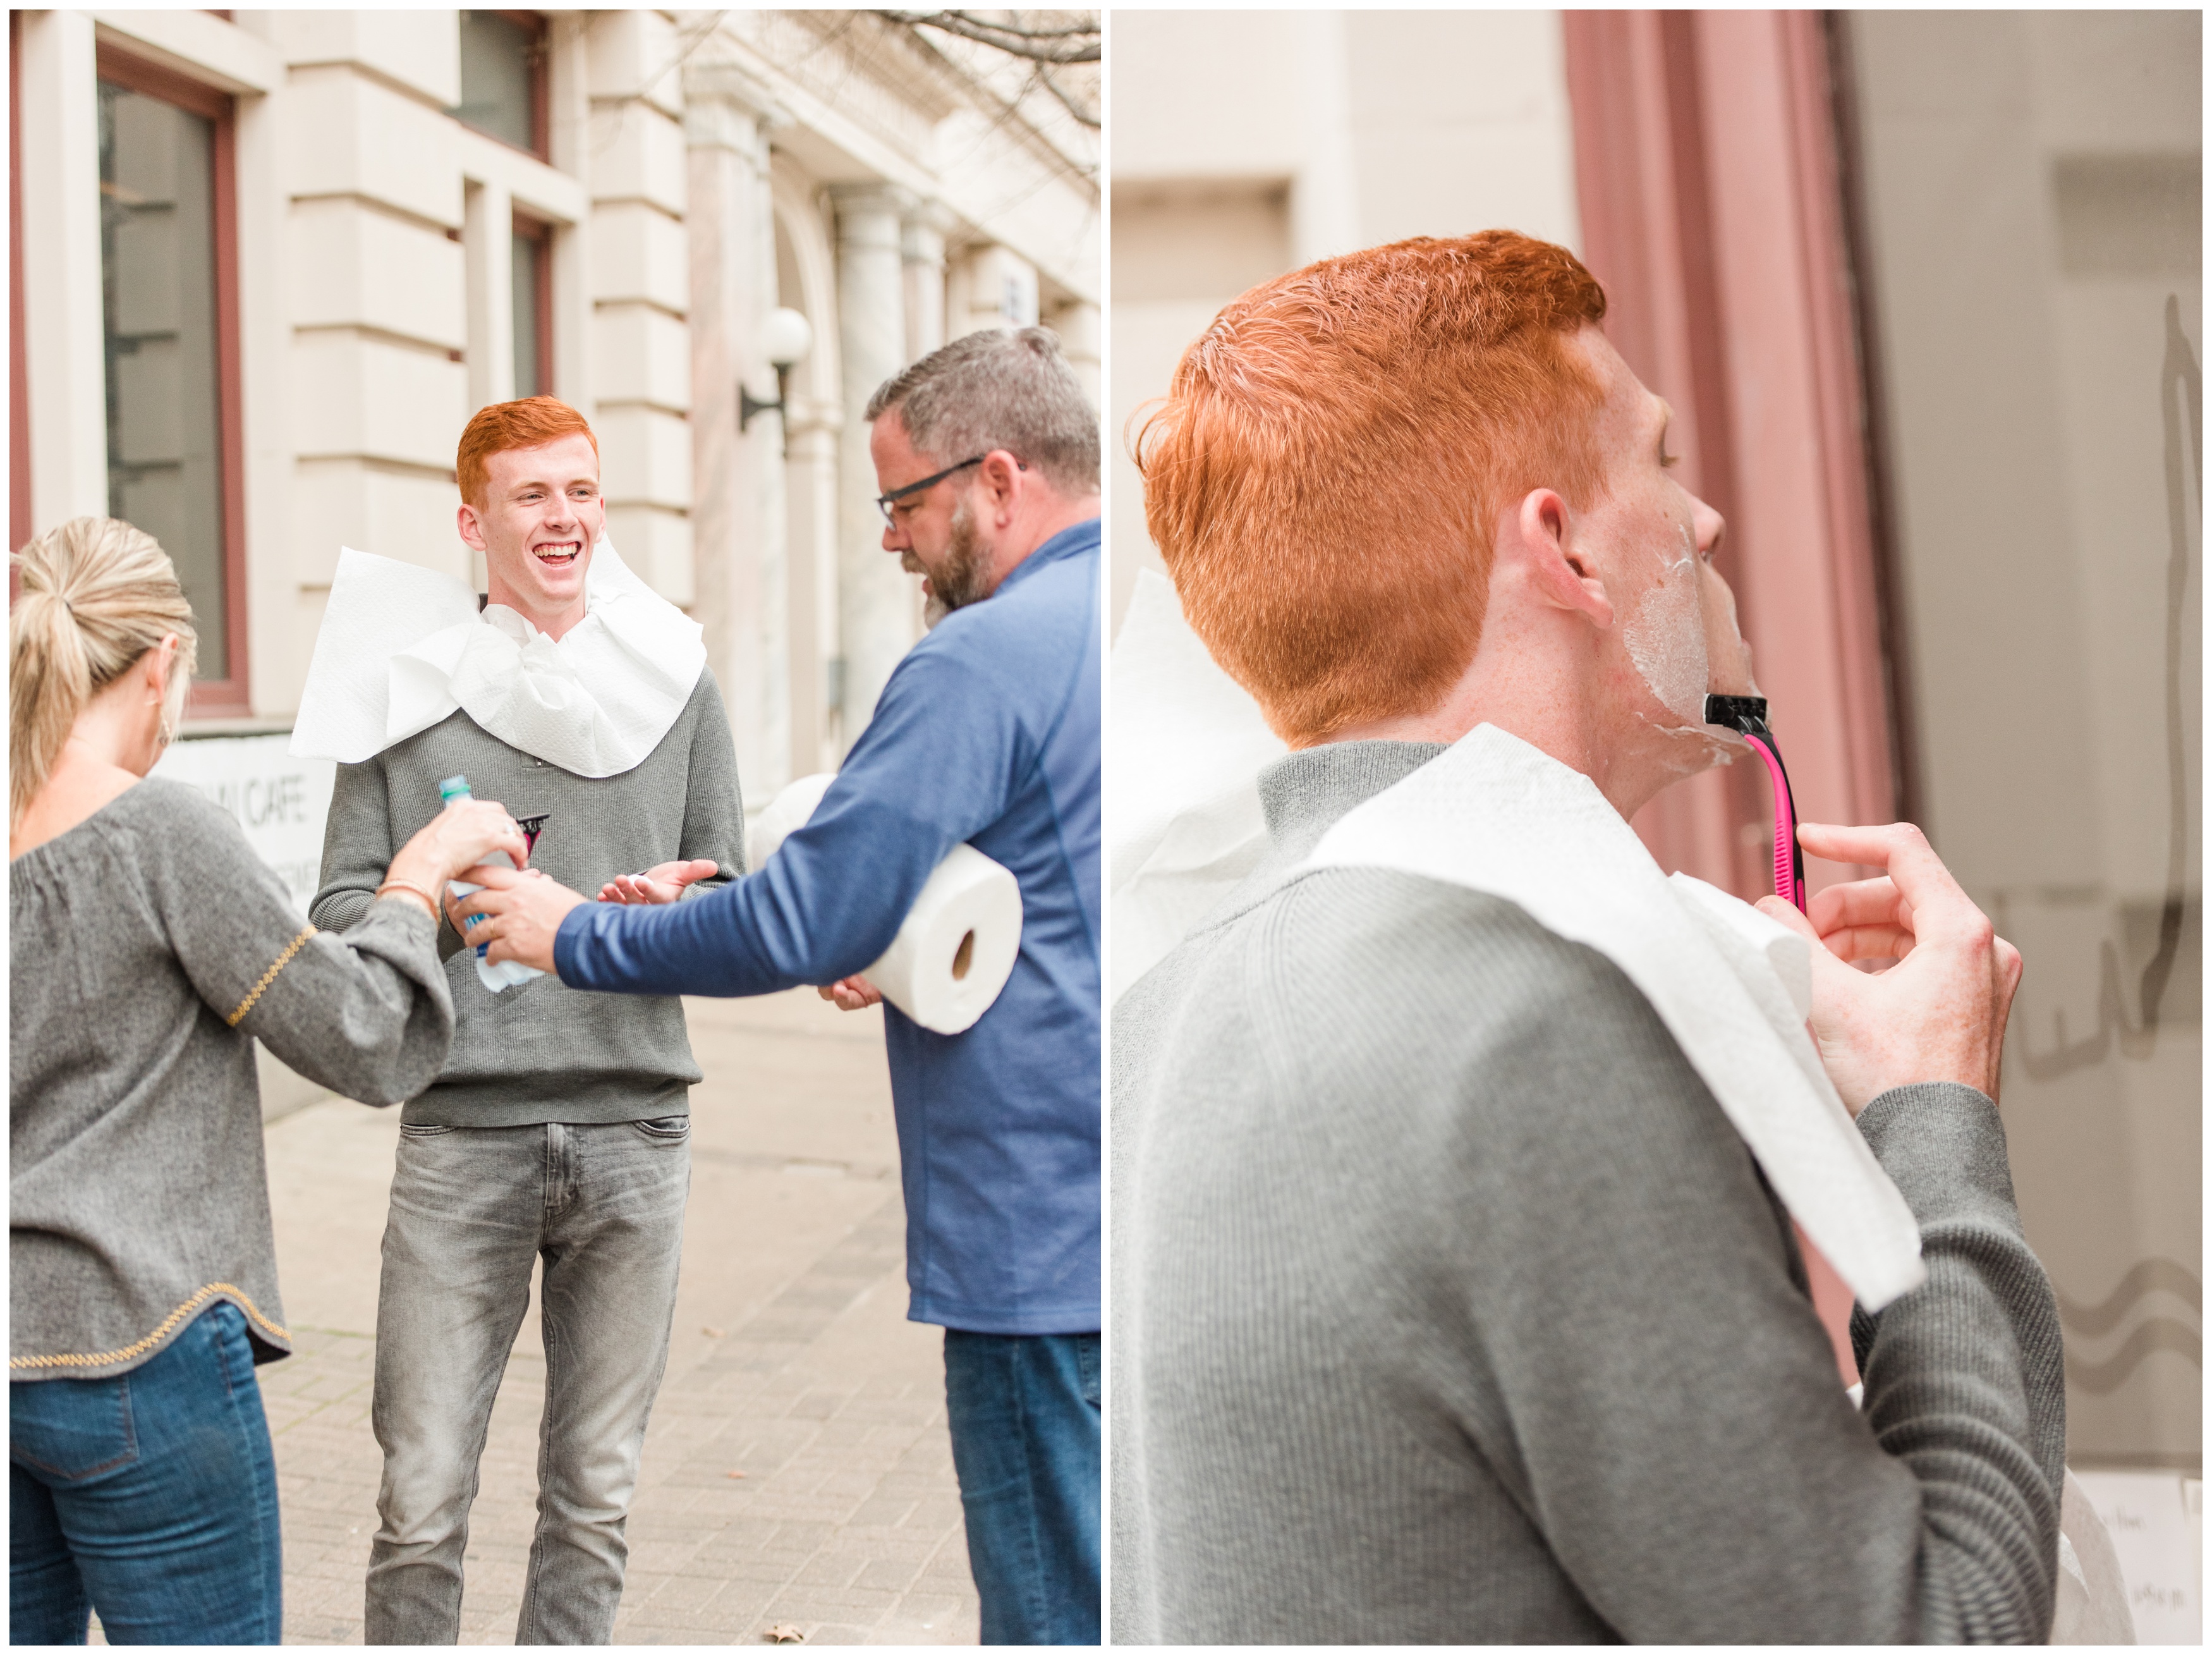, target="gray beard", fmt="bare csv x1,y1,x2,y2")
918,497,992,630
